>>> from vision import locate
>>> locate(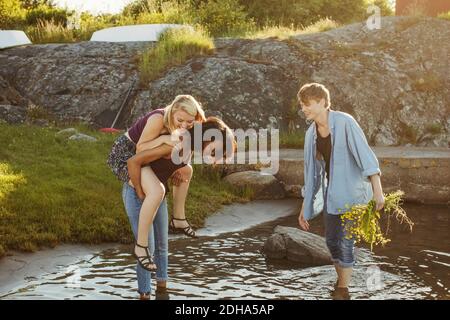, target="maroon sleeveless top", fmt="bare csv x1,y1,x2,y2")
128,108,165,144
148,135,187,193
